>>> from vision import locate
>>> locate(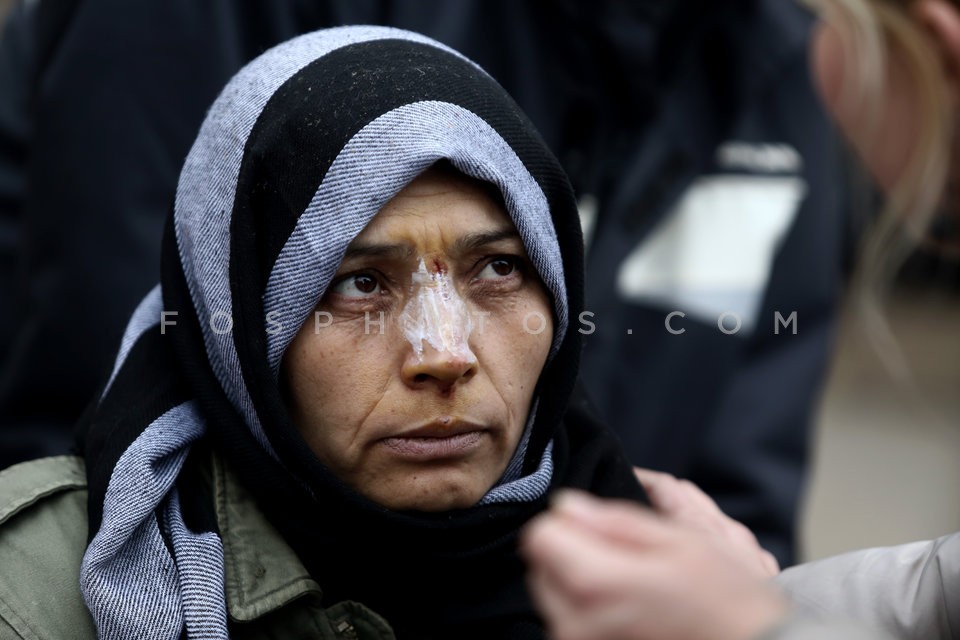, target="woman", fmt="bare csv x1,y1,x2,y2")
0,26,646,639
520,0,960,638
